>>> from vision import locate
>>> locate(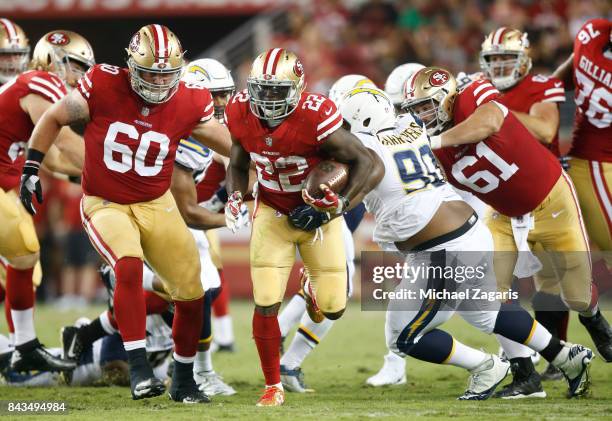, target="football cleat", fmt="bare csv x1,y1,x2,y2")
540,363,564,381
280,365,314,393
169,386,211,404
300,268,324,323
61,325,86,362
579,311,612,362
195,371,236,396
366,352,407,387
552,343,594,398
256,385,285,407
494,358,546,399
131,376,166,400
10,341,76,373
458,355,510,401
